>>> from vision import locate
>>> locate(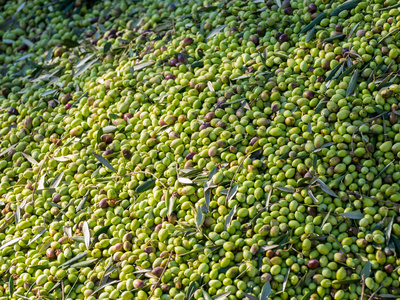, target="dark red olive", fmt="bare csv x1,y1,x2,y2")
249,137,259,146
308,3,317,13
384,264,394,274
121,149,131,159
185,152,196,160
8,107,19,115
165,74,176,80
205,112,216,122
65,103,72,110
303,90,315,100
230,26,238,35
52,193,61,203
169,58,178,66
181,37,194,46
133,279,145,289
257,26,265,37
284,6,293,14
46,248,56,259
249,35,259,46
98,198,109,209
278,34,289,44
307,259,320,269
335,24,343,32
152,267,164,277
